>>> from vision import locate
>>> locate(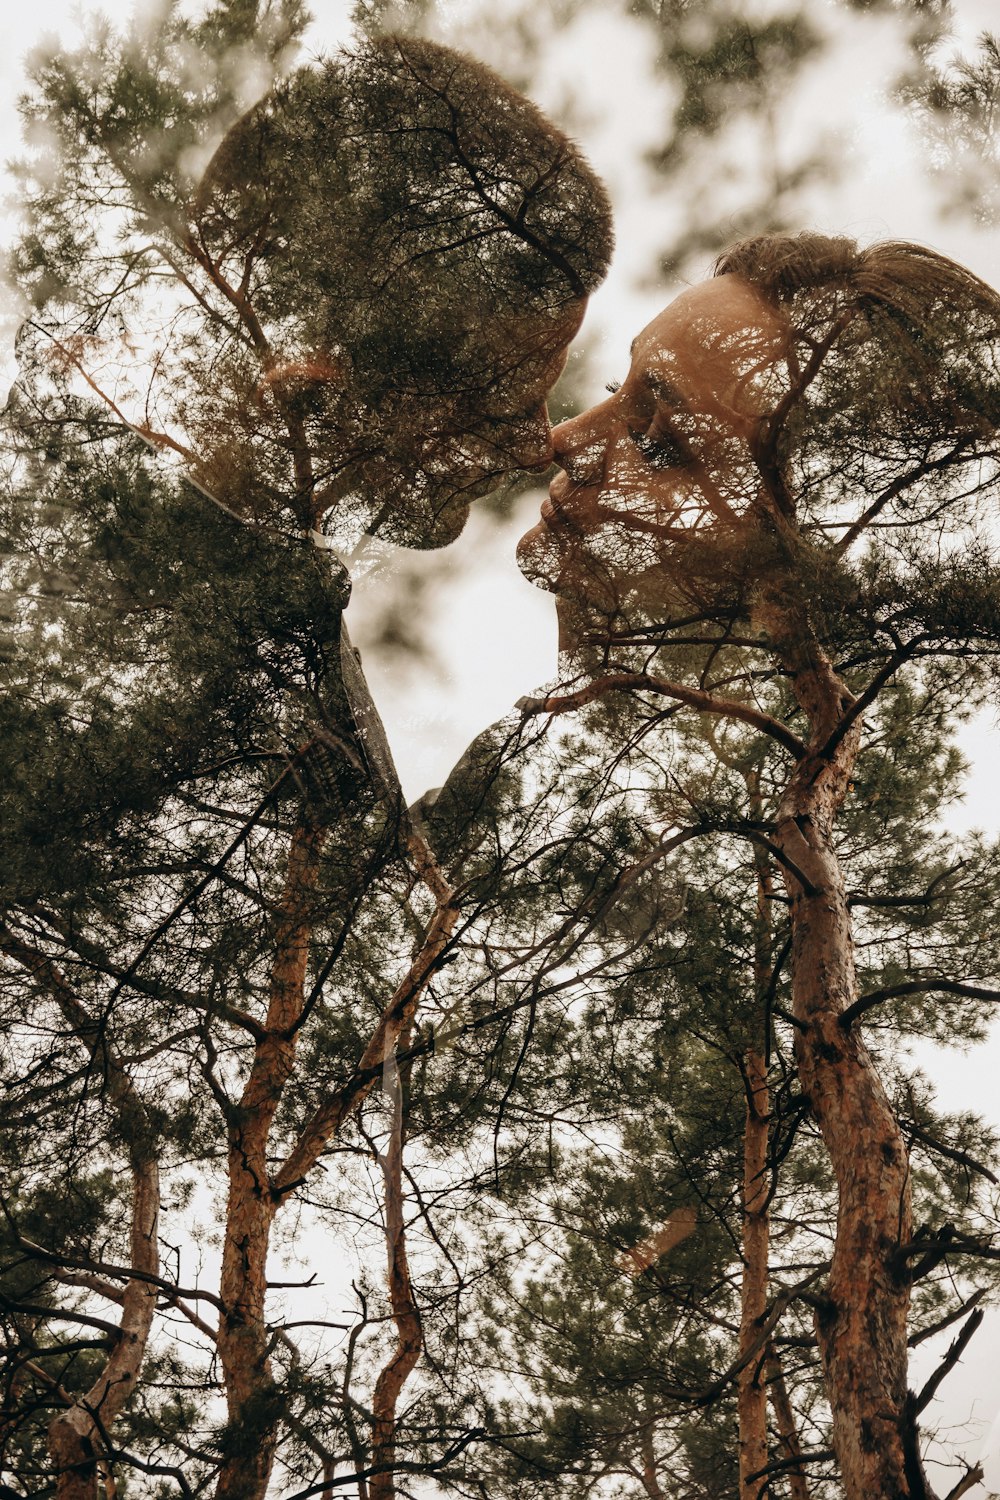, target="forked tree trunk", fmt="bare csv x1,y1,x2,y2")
760,605,931,1500
214,813,457,1500
216,820,324,1500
